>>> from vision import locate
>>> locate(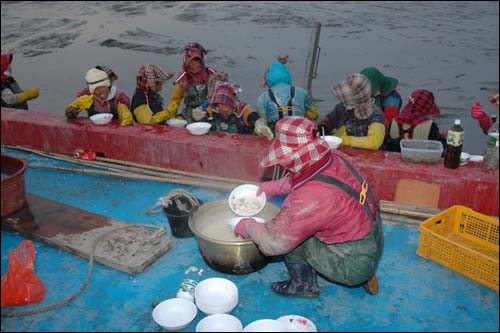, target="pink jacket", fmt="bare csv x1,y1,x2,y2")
246,151,379,256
